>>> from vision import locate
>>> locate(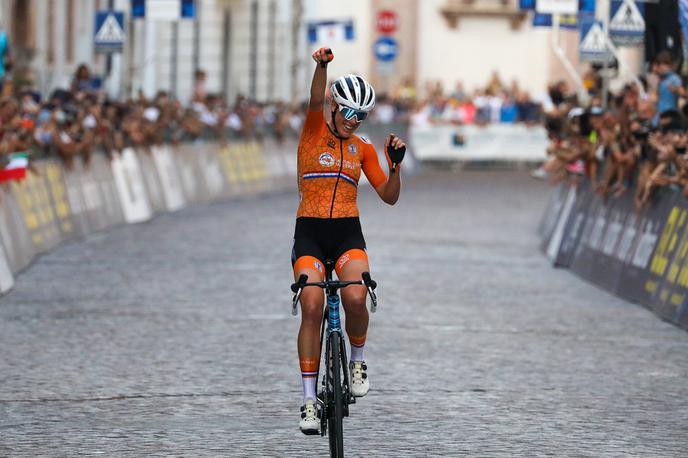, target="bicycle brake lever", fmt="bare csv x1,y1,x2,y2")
367,288,377,313
292,288,303,316
292,292,300,316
